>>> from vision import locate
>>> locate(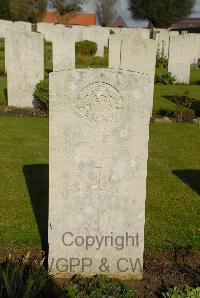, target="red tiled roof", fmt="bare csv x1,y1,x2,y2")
42,12,58,23
41,12,96,26
67,13,96,25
